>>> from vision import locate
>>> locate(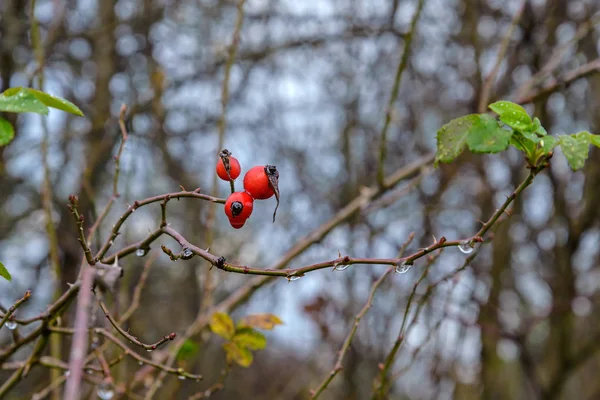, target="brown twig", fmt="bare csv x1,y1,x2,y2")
68,195,96,266
376,0,426,186
0,290,31,330
516,58,600,105
87,104,130,243
97,296,176,351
